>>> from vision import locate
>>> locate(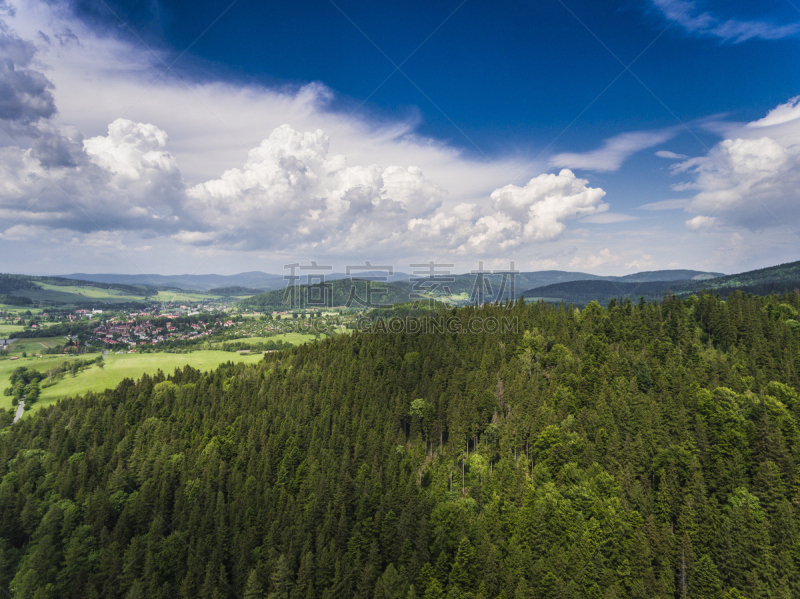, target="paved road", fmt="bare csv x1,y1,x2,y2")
12,396,25,424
